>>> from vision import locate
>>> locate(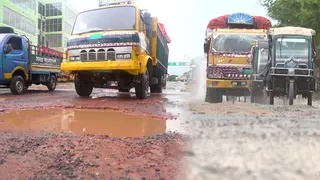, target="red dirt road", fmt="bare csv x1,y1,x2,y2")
0,82,186,179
